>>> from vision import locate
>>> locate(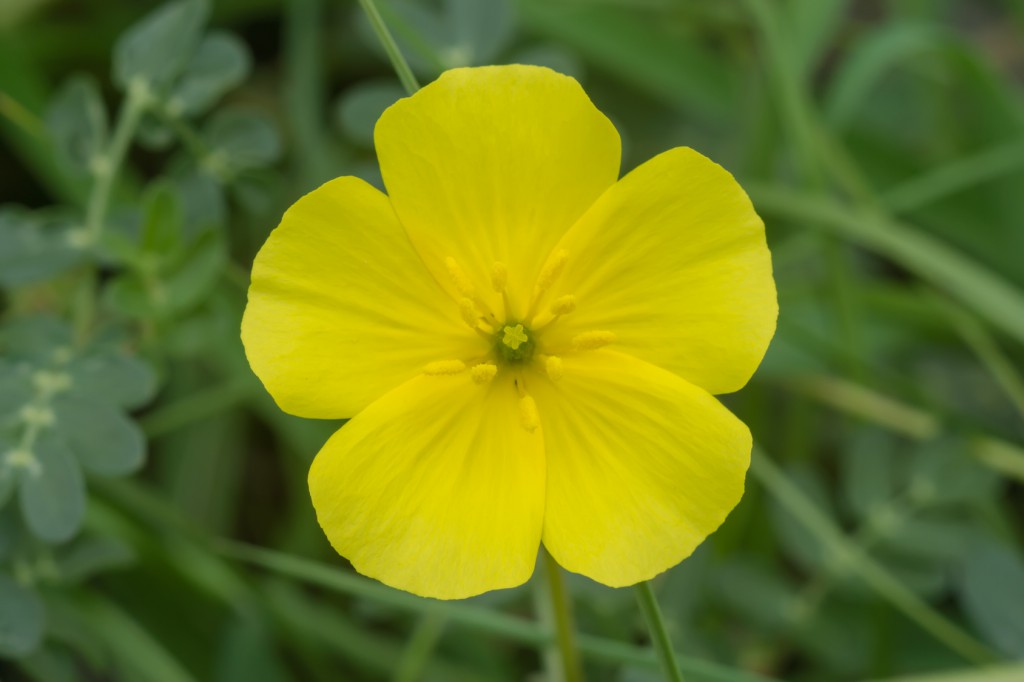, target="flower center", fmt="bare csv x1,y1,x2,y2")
495,323,535,363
